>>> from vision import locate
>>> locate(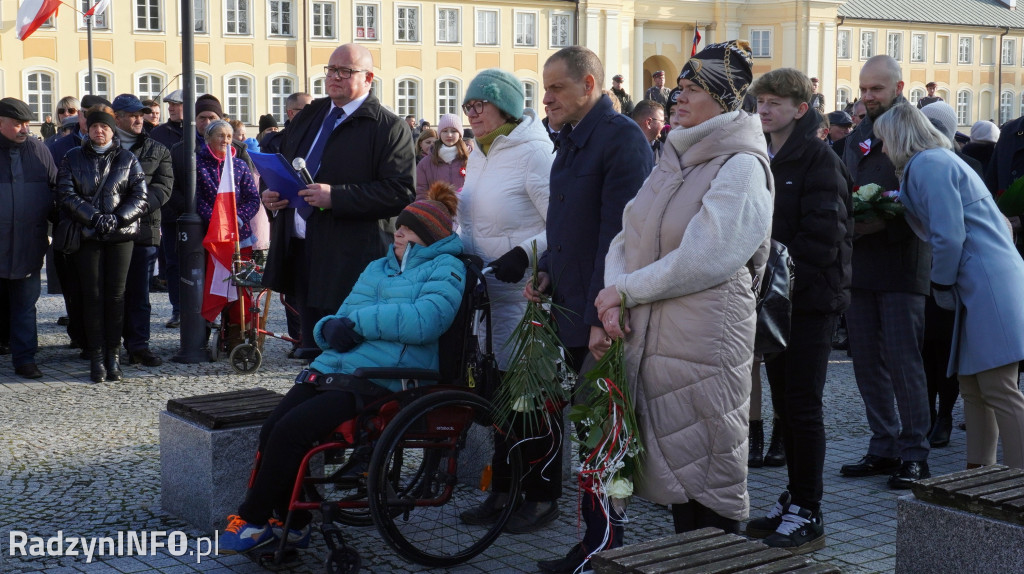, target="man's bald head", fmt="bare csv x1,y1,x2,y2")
333,43,374,72
859,55,904,120
326,43,375,106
